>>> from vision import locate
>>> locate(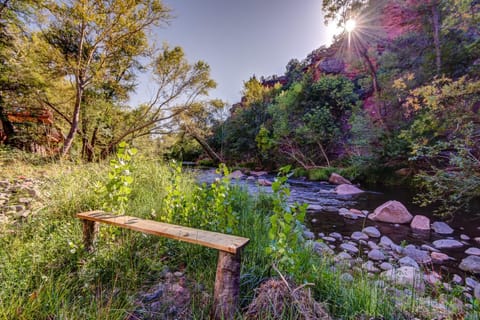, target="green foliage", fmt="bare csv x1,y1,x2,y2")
160,162,239,234
96,141,137,215
400,77,480,214
266,166,308,274
307,167,338,181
